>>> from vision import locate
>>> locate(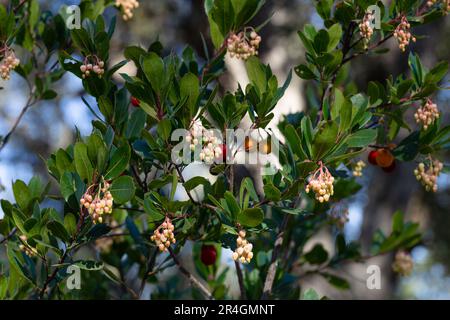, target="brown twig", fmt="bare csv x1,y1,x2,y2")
0,227,17,245
234,260,247,300
0,92,36,154
168,247,214,300
261,214,292,299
